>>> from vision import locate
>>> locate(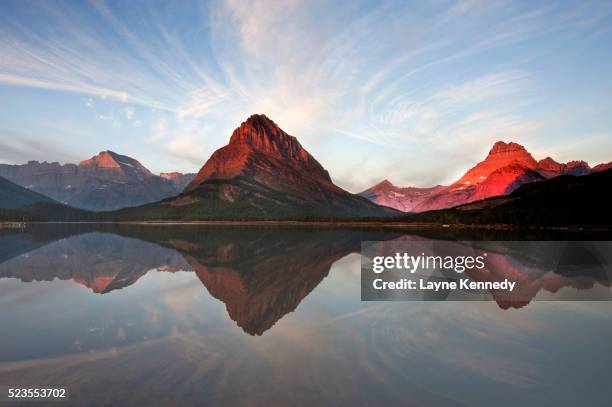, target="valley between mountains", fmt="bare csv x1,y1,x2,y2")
1,114,611,228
